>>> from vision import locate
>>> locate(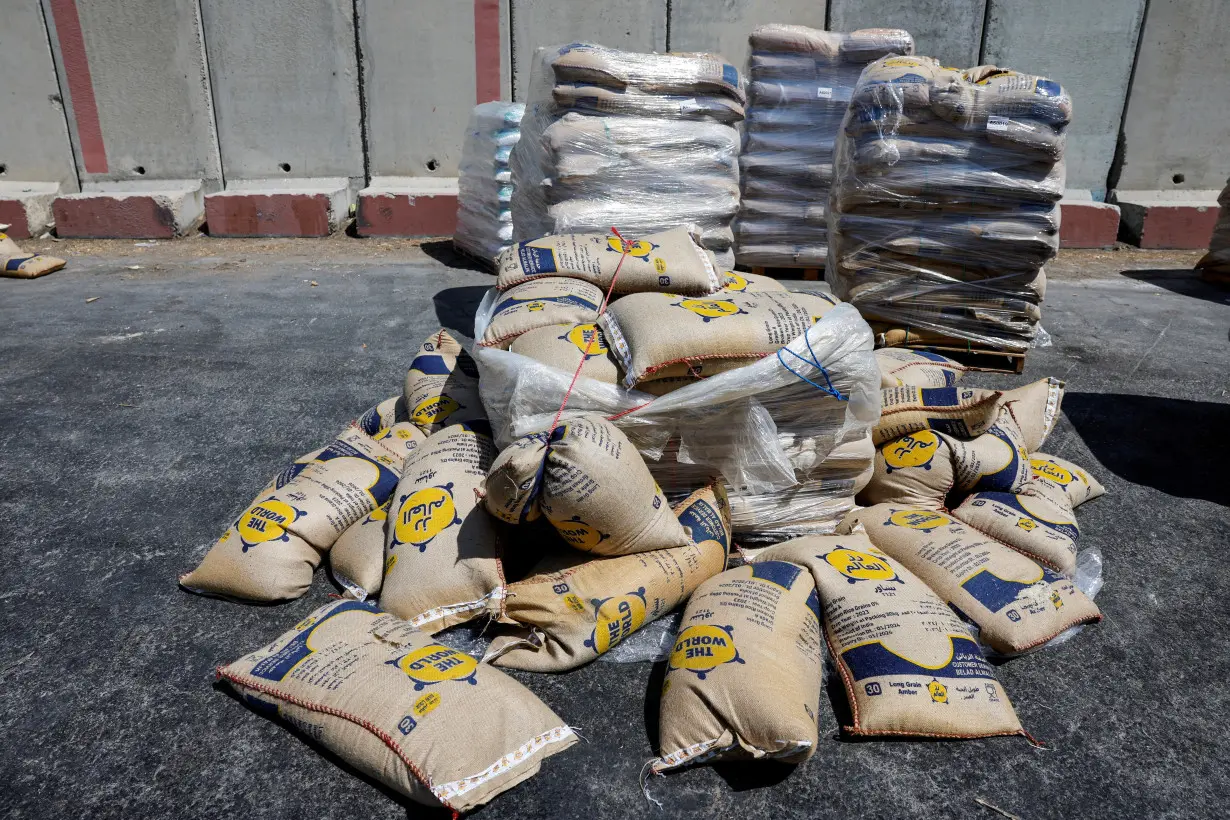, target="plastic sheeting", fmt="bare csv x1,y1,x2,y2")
454,102,525,265
827,57,1069,352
